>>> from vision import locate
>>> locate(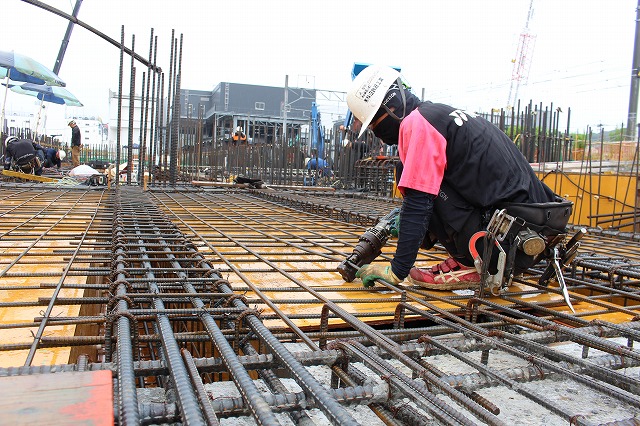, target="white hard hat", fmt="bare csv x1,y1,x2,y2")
346,65,401,138
5,135,18,147
58,150,66,161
